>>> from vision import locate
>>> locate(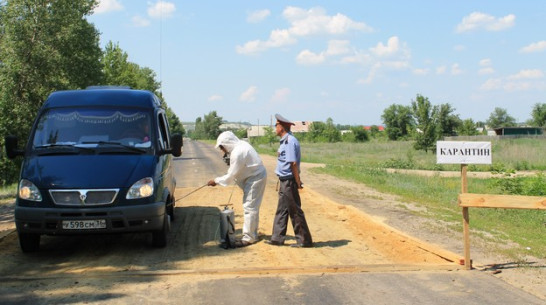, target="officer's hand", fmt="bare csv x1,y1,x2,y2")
207,180,216,187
